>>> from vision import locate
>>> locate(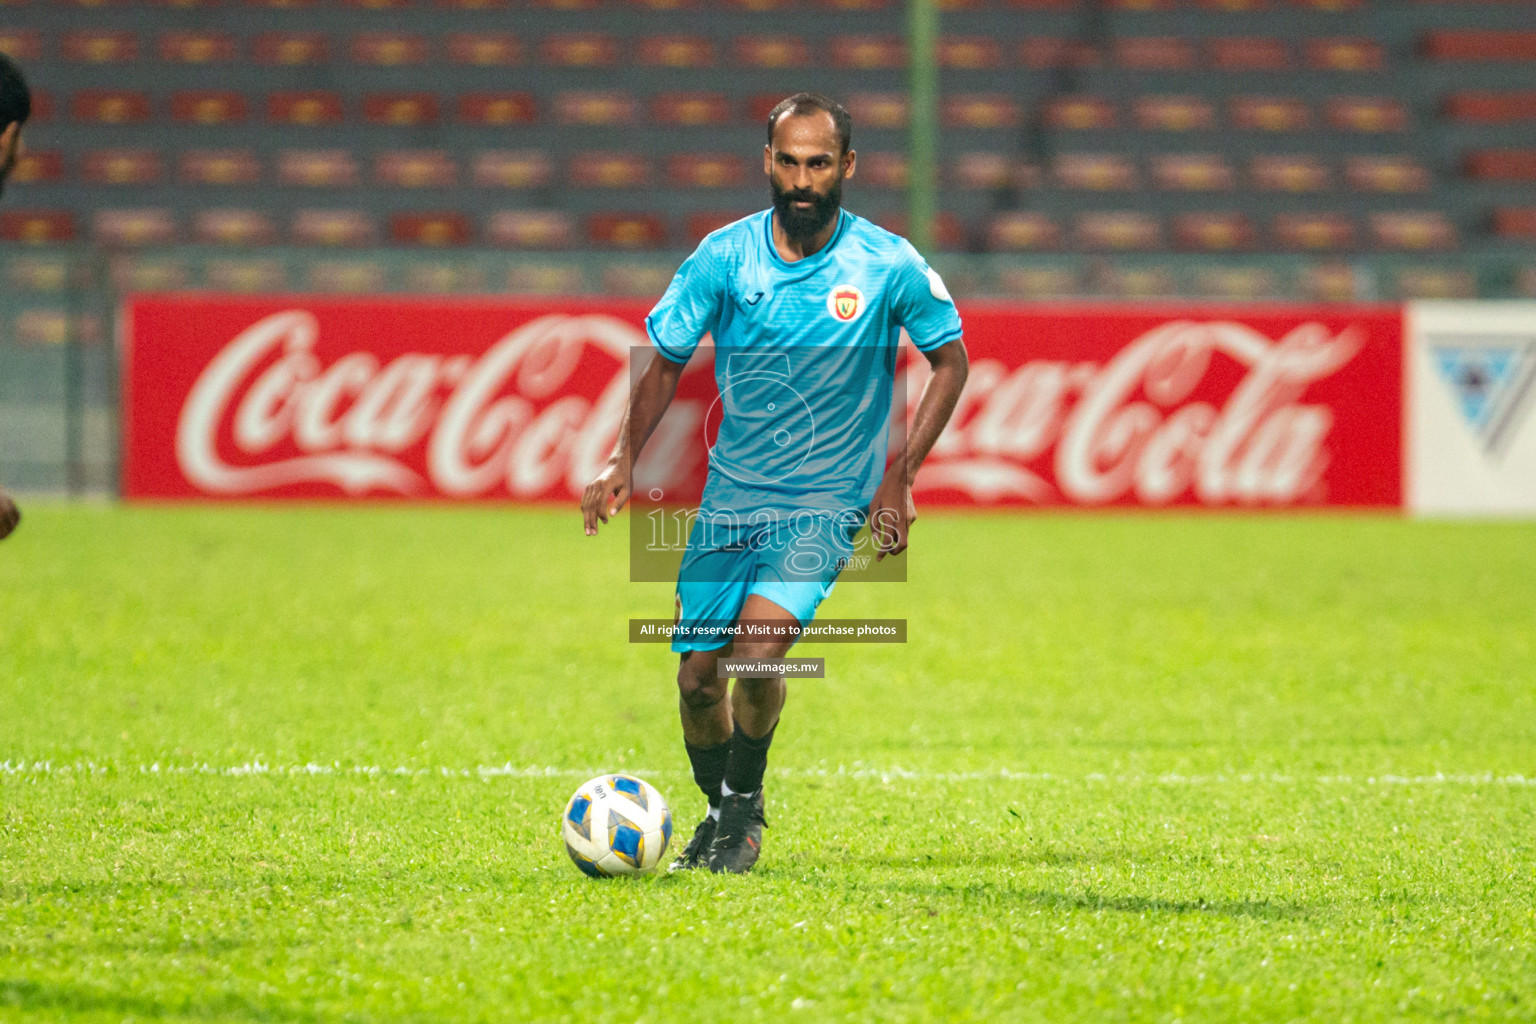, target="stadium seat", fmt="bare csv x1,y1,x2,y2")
571,153,651,188
651,92,731,126
1113,37,1196,71
1370,212,1458,251
1193,268,1278,301
1422,31,1536,63
83,148,163,185
1097,264,1178,299
686,211,752,243
734,36,811,68
437,0,512,10
588,213,668,249
1054,153,1138,190
1272,212,1354,250
818,0,894,9
950,152,1039,190
170,91,248,125
376,151,458,188
1465,150,1536,182
869,213,964,250
193,210,278,246
1006,0,1081,8
253,32,329,65
1302,262,1360,303
484,211,575,248
506,264,587,294
62,30,138,62
1293,0,1363,10
158,31,236,63
445,33,521,65
390,212,473,247
553,91,637,126
1344,156,1430,193
1305,38,1383,72
71,90,151,124
993,266,1081,299
638,35,715,68
0,211,76,244
363,93,440,126
1443,92,1536,124
1173,212,1256,251
601,264,675,297
307,261,387,293
179,150,263,186
846,92,909,129
1230,96,1311,131
1133,96,1217,131
830,36,906,70
1044,95,1117,130
292,209,379,246
940,37,1002,70
471,151,554,188
1493,207,1536,241
1392,268,1477,301
268,92,345,126
349,33,430,65
0,30,43,61
95,209,178,247
1019,37,1099,69
1251,155,1331,190
669,154,746,189
1209,37,1291,71
540,34,618,66
1075,212,1162,250
458,93,537,126
1109,0,1174,11
628,0,699,8
1325,96,1408,132
1199,0,1266,10
858,152,907,189
726,0,794,9
942,94,1022,129
1150,154,1235,191
531,0,601,7
26,92,54,123
9,151,64,184
277,150,361,187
